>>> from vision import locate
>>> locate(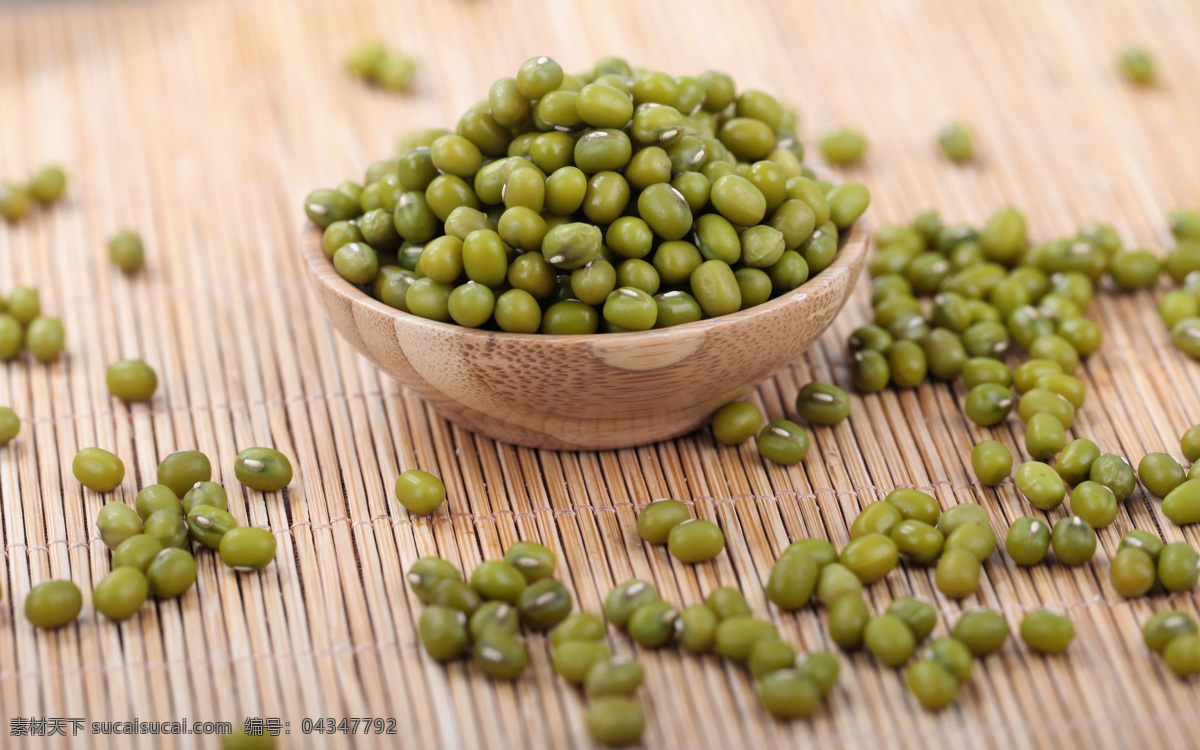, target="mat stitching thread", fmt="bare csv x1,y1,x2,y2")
4,378,1195,439
0,478,1054,559
0,638,414,681
12,388,389,426
800,710,1200,745
0,591,1194,684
